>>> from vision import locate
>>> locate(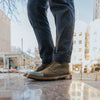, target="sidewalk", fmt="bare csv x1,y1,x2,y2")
0,73,100,100
72,73,100,91
72,73,100,81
